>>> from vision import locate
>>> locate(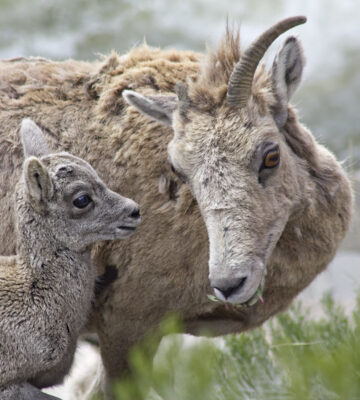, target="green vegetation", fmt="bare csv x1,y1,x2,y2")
96,292,360,400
